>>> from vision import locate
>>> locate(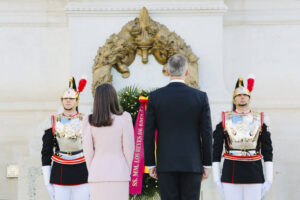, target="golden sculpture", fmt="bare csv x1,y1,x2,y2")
92,7,199,94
